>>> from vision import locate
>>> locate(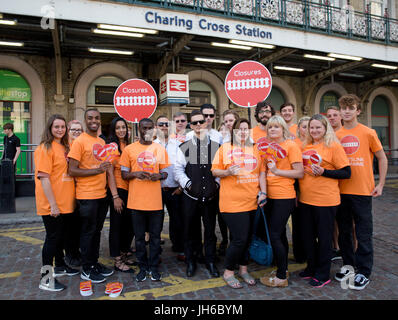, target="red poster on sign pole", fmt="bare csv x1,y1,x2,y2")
113,79,157,123
225,60,272,108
